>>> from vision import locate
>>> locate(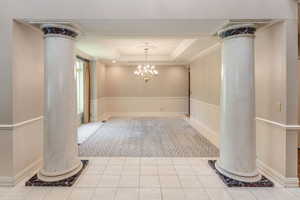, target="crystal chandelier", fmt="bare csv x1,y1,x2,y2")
134,48,158,82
